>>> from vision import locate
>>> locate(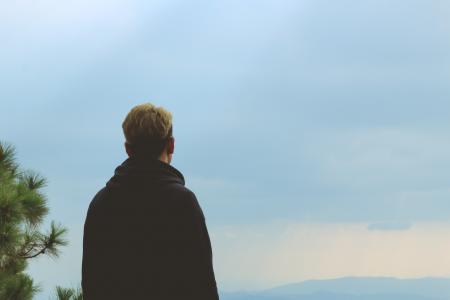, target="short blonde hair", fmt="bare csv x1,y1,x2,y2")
122,103,173,156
